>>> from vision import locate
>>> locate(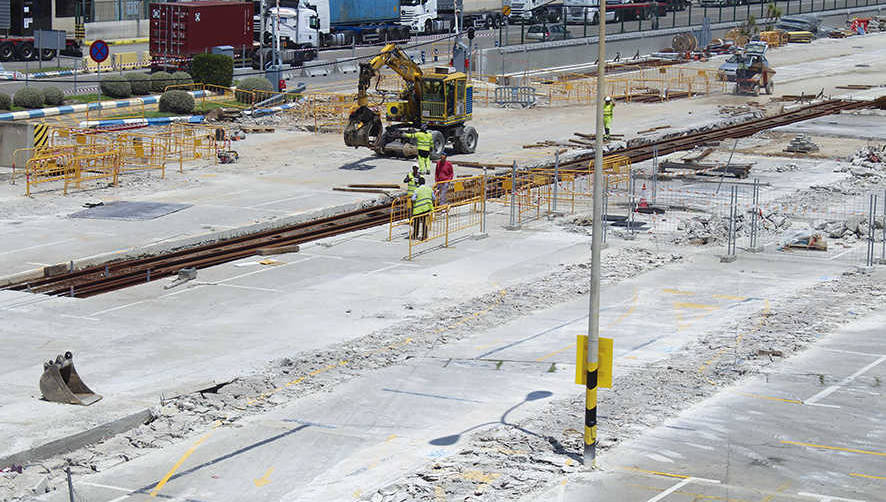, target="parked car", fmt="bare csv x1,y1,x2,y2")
526,24,573,41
